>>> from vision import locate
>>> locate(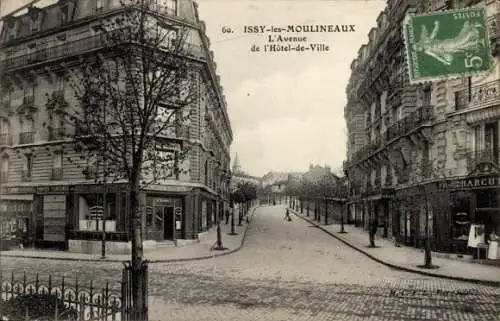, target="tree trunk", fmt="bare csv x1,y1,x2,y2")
424,197,433,268
324,199,328,225
129,188,147,320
